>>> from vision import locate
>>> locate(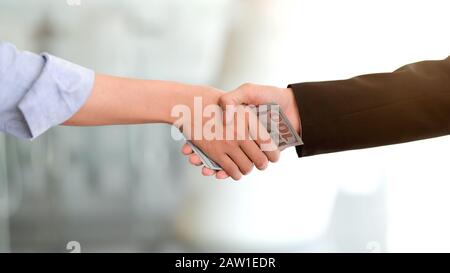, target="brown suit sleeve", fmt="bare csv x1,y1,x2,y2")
289,56,450,157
